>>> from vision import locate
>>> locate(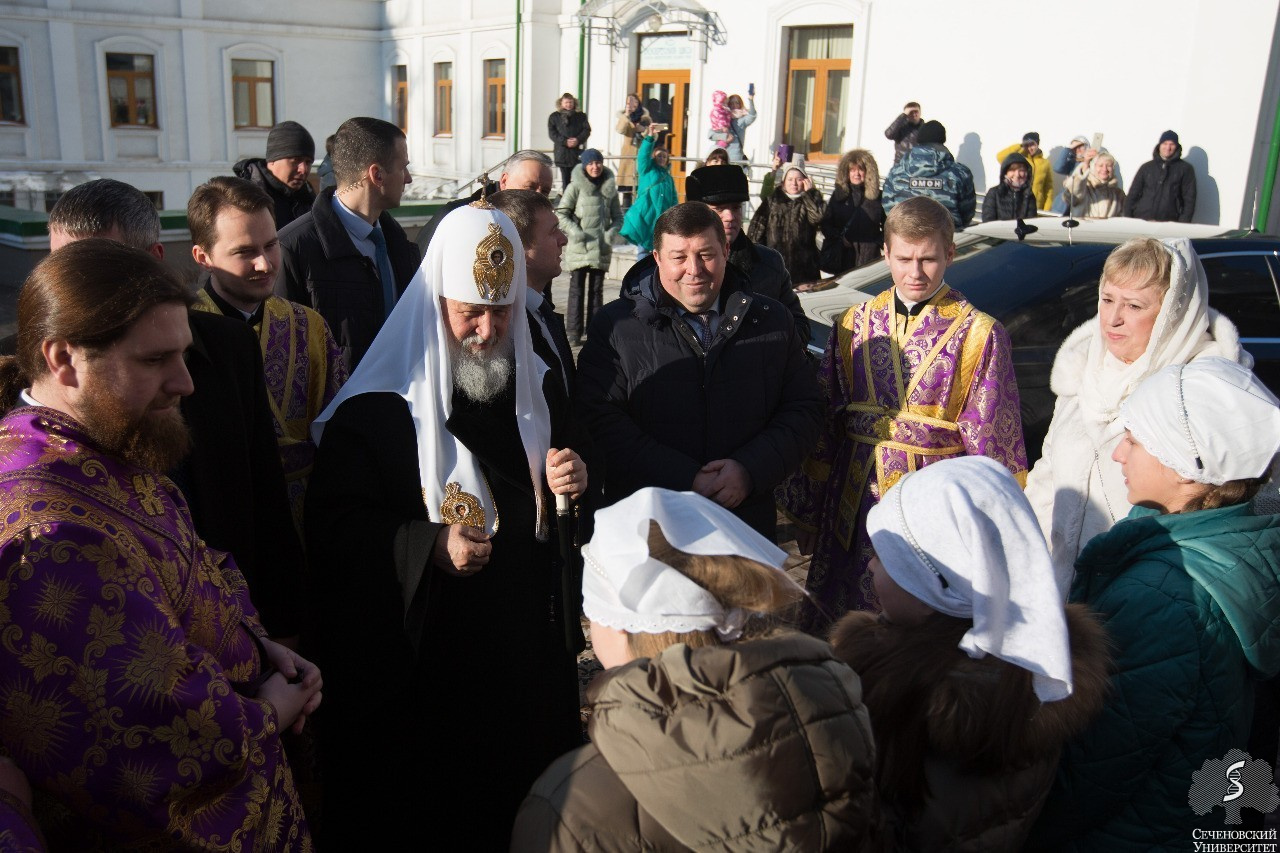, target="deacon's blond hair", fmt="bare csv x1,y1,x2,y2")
884,196,954,250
